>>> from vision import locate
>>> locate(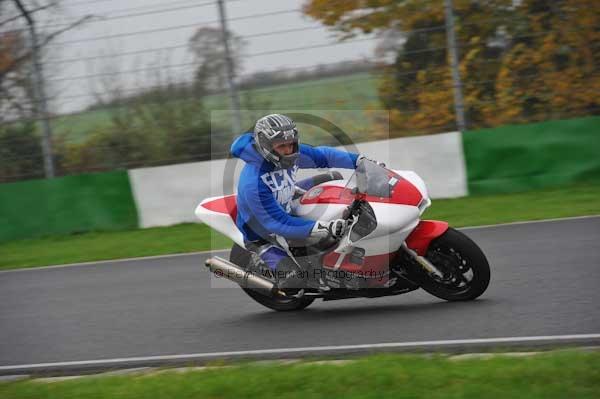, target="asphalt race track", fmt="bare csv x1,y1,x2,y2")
1,217,599,373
